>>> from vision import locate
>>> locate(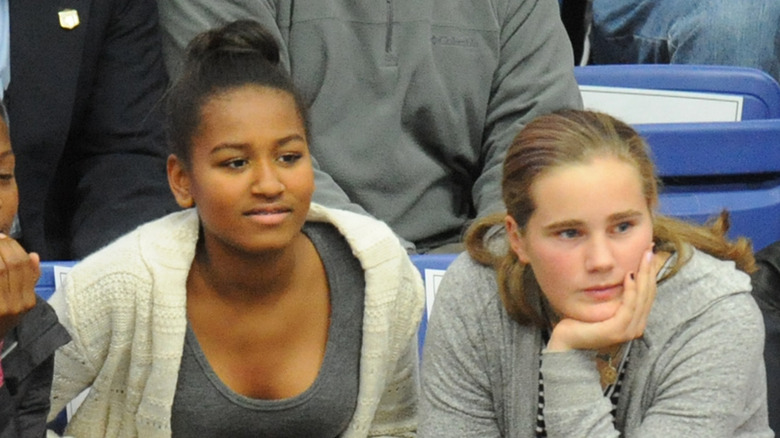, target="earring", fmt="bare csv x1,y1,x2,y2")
180,197,195,209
